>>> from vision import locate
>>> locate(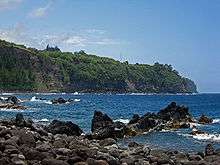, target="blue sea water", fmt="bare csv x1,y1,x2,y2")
0,93,220,152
